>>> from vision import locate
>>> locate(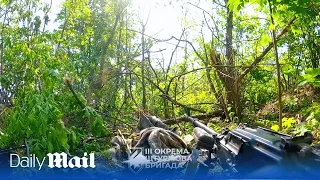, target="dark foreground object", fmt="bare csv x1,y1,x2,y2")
1,114,319,179
186,115,320,178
